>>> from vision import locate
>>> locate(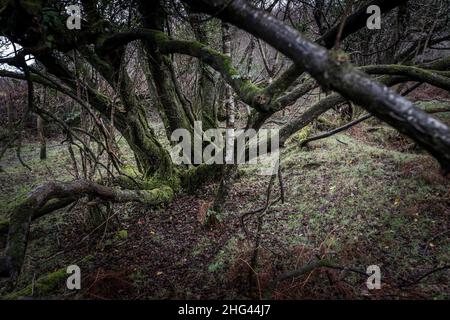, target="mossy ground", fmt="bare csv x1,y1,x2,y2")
232,127,449,298
0,119,449,299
